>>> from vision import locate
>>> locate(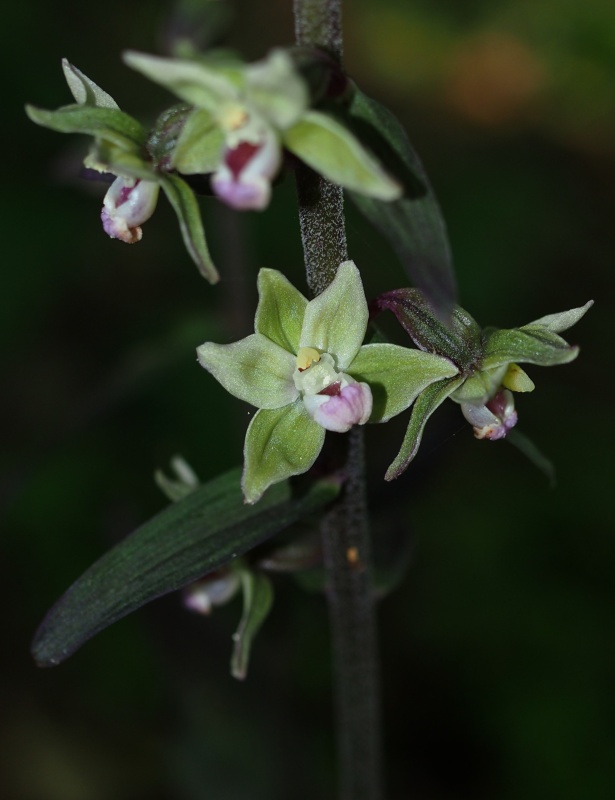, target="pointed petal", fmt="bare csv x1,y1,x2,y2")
482,327,580,370
348,343,458,422
385,377,464,481
62,59,119,109
123,50,240,110
197,333,298,410
284,110,401,200
300,260,368,370
172,108,224,174
158,174,219,283
242,402,326,504
230,570,273,680
245,49,309,129
255,269,308,353
527,300,593,333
